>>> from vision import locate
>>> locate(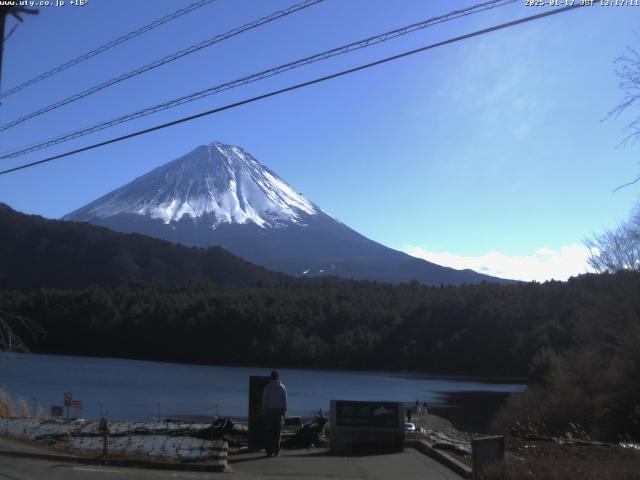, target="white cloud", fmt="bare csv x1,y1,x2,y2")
406,244,593,282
